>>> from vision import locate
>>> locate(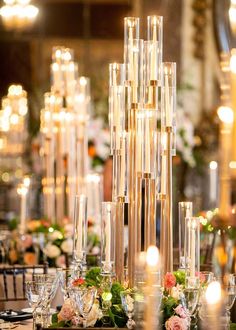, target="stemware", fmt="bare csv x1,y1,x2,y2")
71,287,97,328
180,287,199,329
25,281,44,329
33,273,60,326
120,291,136,329
223,274,236,328
58,268,76,300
